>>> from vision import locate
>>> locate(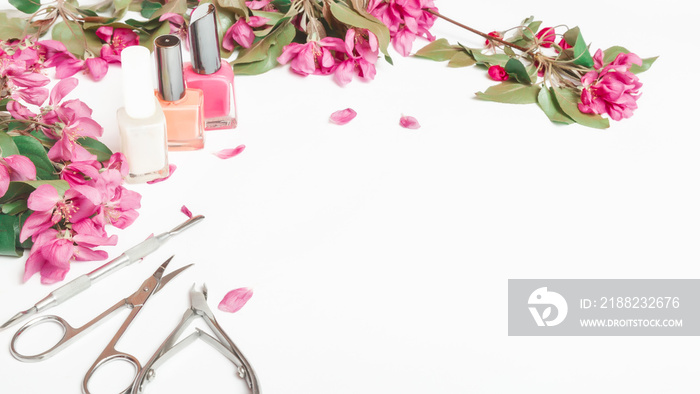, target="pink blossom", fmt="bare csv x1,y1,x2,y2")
222,17,269,51
484,31,502,46
0,155,37,197
214,145,246,159
72,168,142,229
536,27,556,48
95,26,139,56
578,49,643,121
20,184,98,243
23,224,116,284
0,49,50,105
278,37,346,76
218,287,254,313
334,29,379,86
399,115,421,129
367,0,438,56
488,65,509,81
329,108,357,125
